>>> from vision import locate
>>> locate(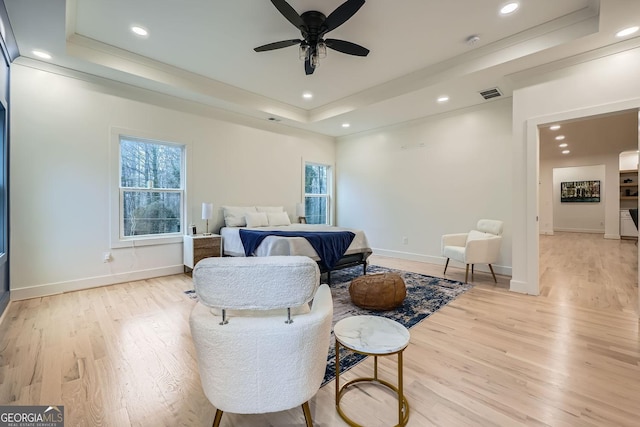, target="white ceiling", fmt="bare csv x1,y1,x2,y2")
539,110,638,162
4,0,640,137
